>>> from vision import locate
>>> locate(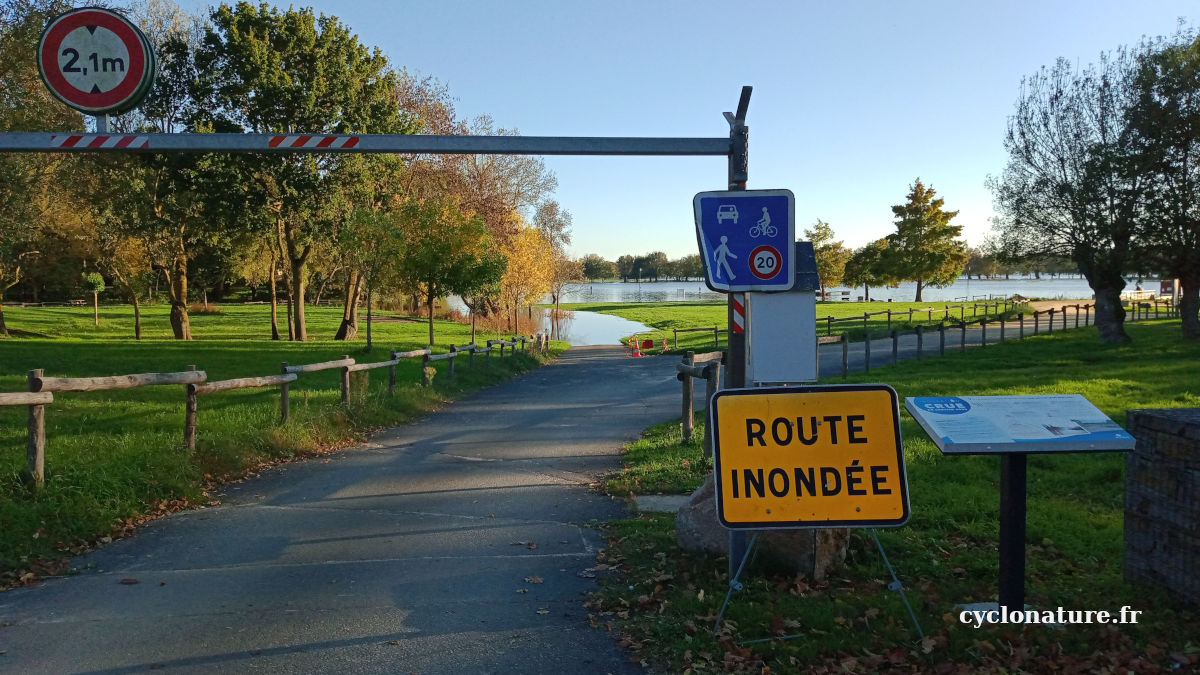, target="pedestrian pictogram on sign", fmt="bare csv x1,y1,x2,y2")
37,8,155,115
694,189,795,292
709,384,910,529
